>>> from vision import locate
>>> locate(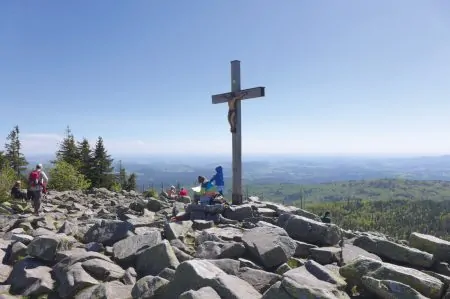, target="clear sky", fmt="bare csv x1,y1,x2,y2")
1,1,450,156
